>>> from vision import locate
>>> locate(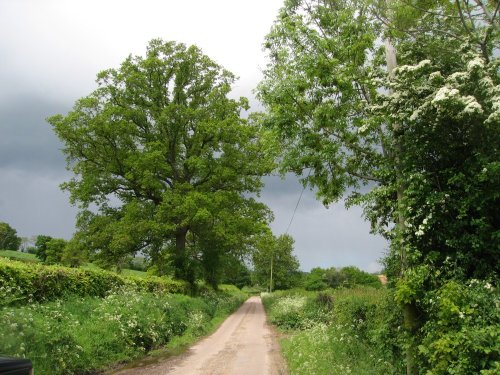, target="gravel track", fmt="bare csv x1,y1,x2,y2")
110,296,287,375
